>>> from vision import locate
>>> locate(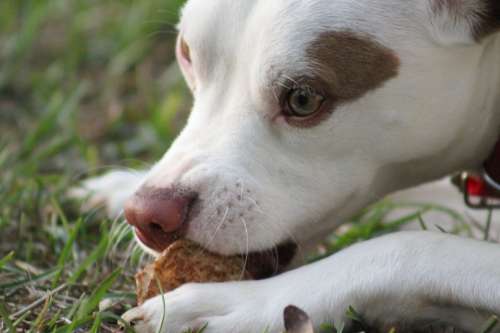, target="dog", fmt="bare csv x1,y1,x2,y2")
72,0,500,332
